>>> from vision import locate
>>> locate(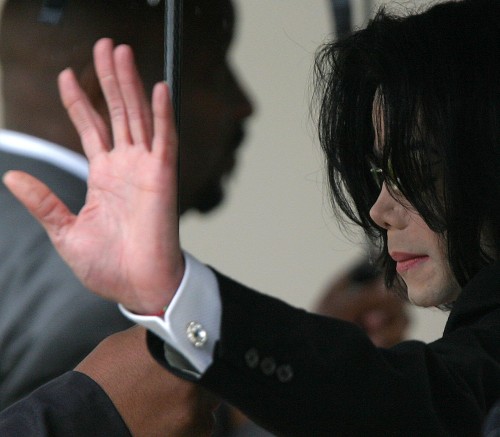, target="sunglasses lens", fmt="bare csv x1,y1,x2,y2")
386,160,399,189
369,163,384,189
369,159,400,191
